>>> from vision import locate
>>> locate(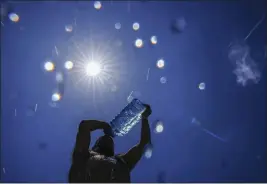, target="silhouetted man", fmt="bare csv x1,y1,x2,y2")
68,105,152,183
